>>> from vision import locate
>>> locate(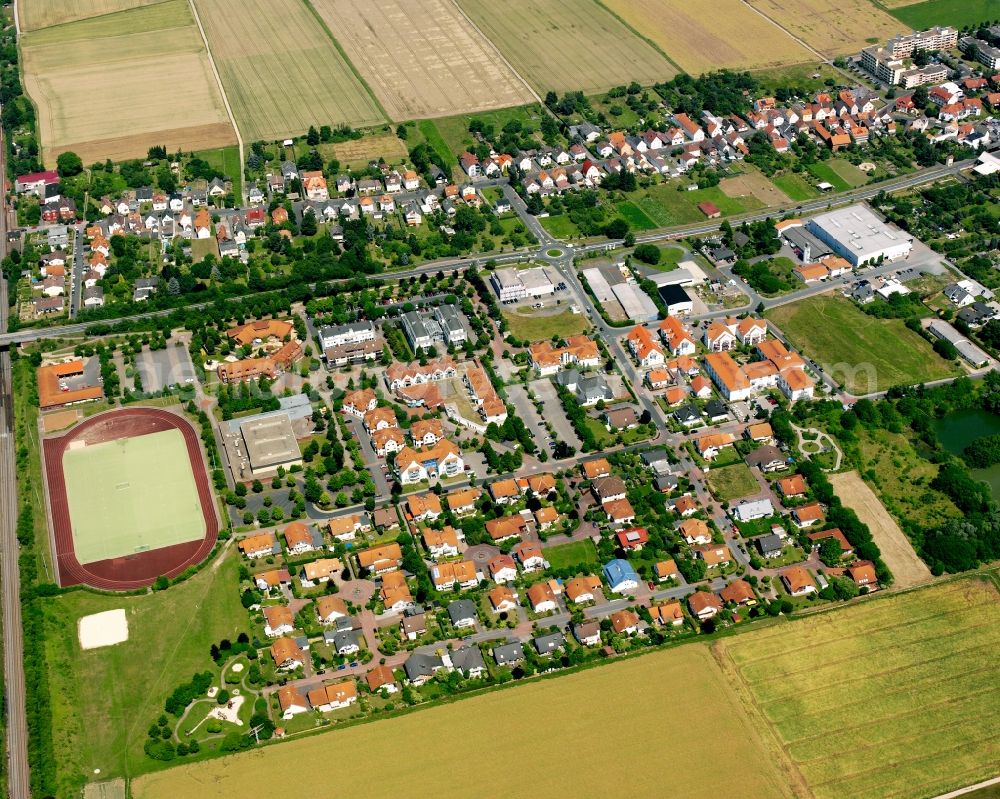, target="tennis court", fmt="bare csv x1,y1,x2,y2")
63,429,206,564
